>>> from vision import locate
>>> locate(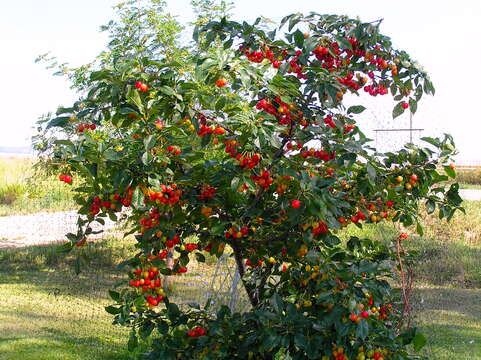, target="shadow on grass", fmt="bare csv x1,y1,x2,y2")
408,240,481,288
414,287,481,319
